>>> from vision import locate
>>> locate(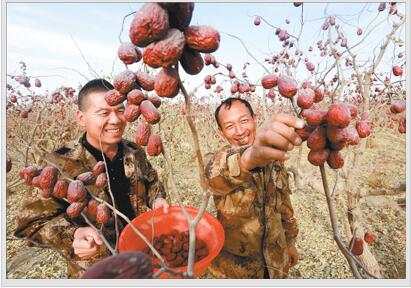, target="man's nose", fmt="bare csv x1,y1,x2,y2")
108,111,124,124
234,124,245,135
